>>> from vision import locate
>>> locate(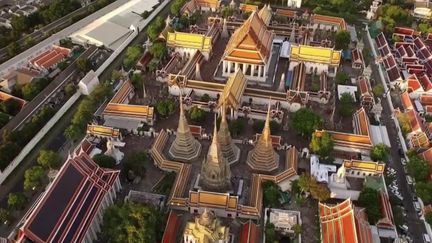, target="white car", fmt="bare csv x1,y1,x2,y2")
401,158,407,165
